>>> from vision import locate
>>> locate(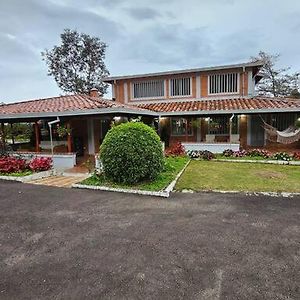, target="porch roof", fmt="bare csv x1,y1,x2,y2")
135,97,300,116
0,94,156,120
